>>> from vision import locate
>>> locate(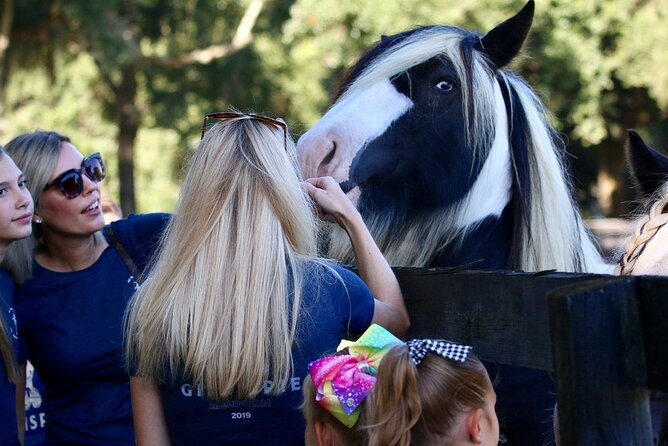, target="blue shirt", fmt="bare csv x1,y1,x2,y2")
159,262,375,445
15,213,169,445
0,268,19,446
